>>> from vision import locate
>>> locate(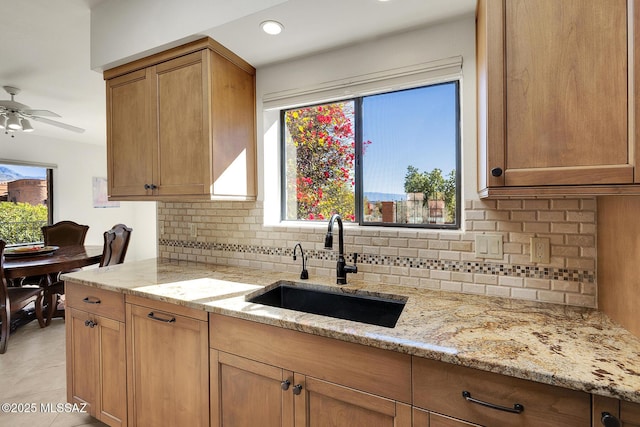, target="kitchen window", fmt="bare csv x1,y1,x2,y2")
0,161,54,245
281,81,460,228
